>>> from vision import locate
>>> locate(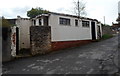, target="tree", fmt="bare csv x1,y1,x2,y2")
27,7,49,18
73,0,86,17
